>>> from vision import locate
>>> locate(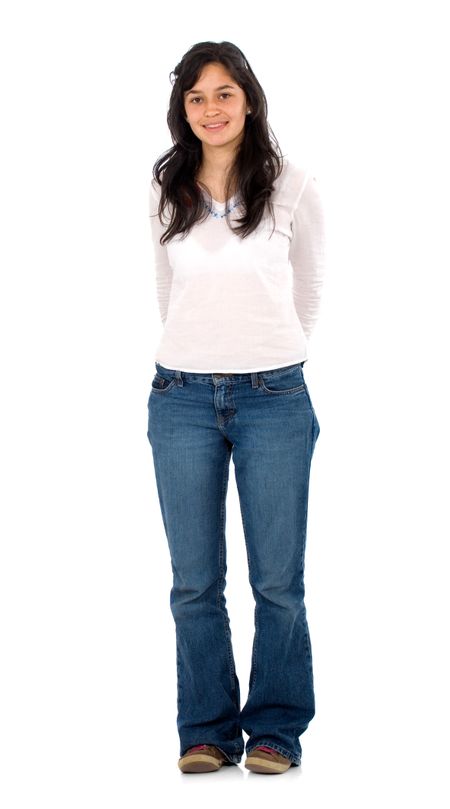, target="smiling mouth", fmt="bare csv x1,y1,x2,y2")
203,122,229,129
